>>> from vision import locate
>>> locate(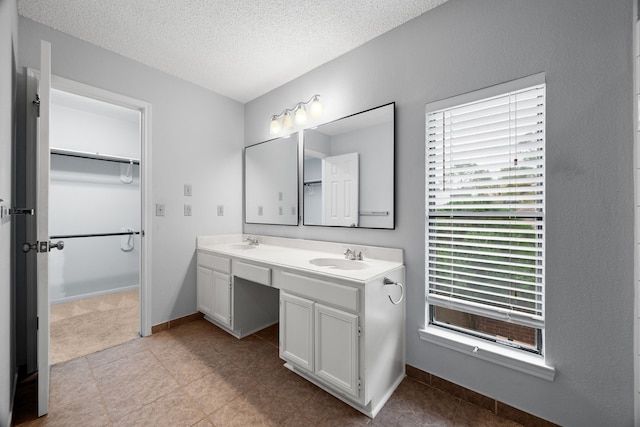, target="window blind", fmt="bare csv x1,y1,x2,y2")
426,84,545,329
